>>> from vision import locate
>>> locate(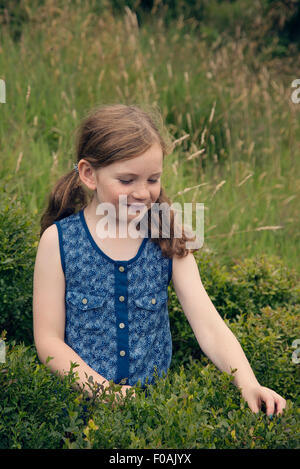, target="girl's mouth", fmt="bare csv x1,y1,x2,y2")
126,204,147,209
